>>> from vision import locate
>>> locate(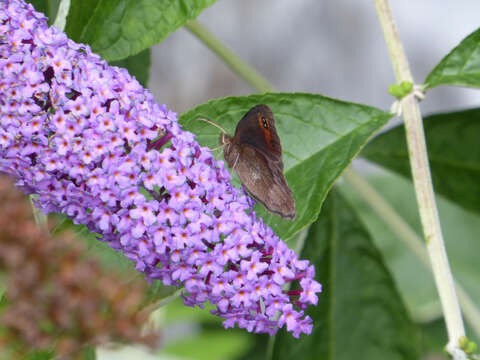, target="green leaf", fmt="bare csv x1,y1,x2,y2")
419,319,448,359
425,28,480,89
339,172,480,337
26,0,58,23
109,48,151,87
156,297,253,359
64,0,217,61
162,330,252,360
362,108,480,215
53,217,136,273
419,319,479,359
24,351,55,360
179,93,391,240
141,280,177,309
338,174,437,320
0,290,7,310
81,346,96,360
272,191,419,360
26,0,48,16
26,0,49,16
78,227,137,273
163,296,220,323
